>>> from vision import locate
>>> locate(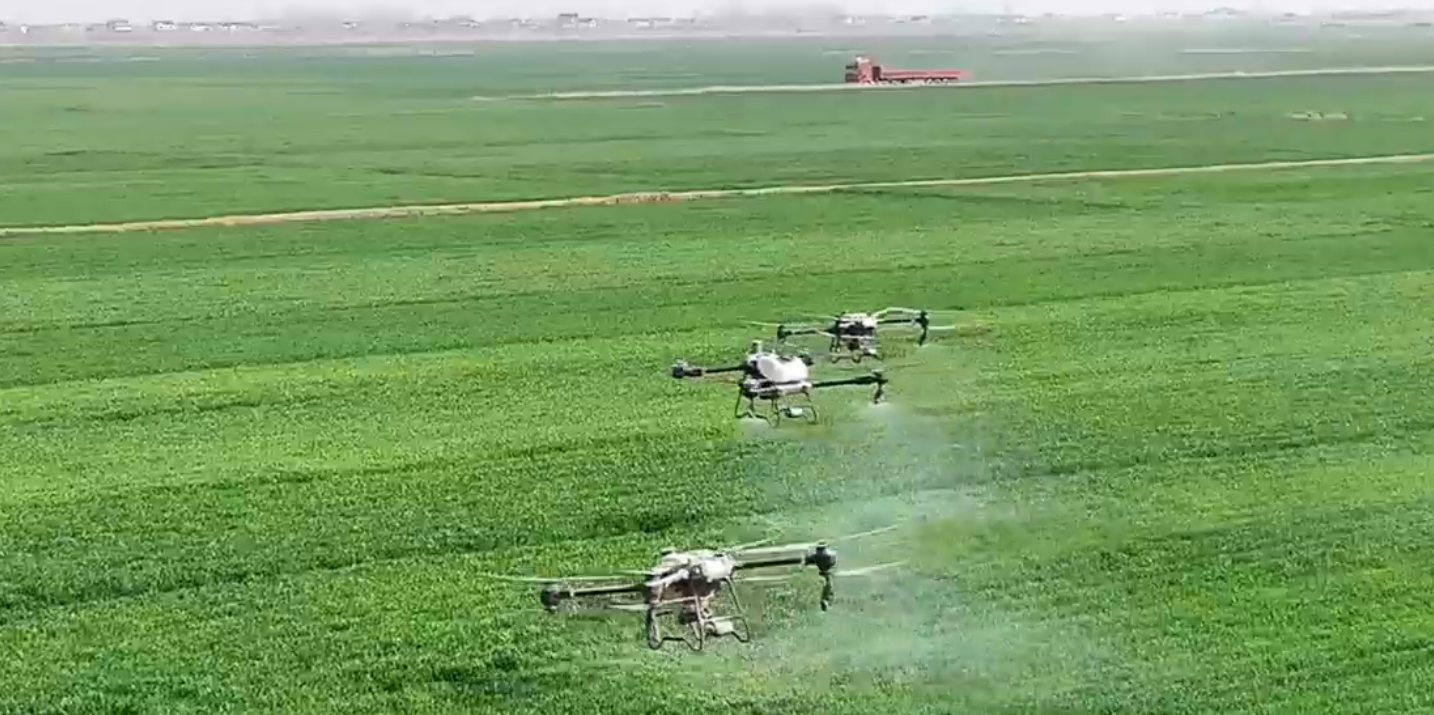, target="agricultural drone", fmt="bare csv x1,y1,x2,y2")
749,306,958,363
481,526,904,651
670,340,887,424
